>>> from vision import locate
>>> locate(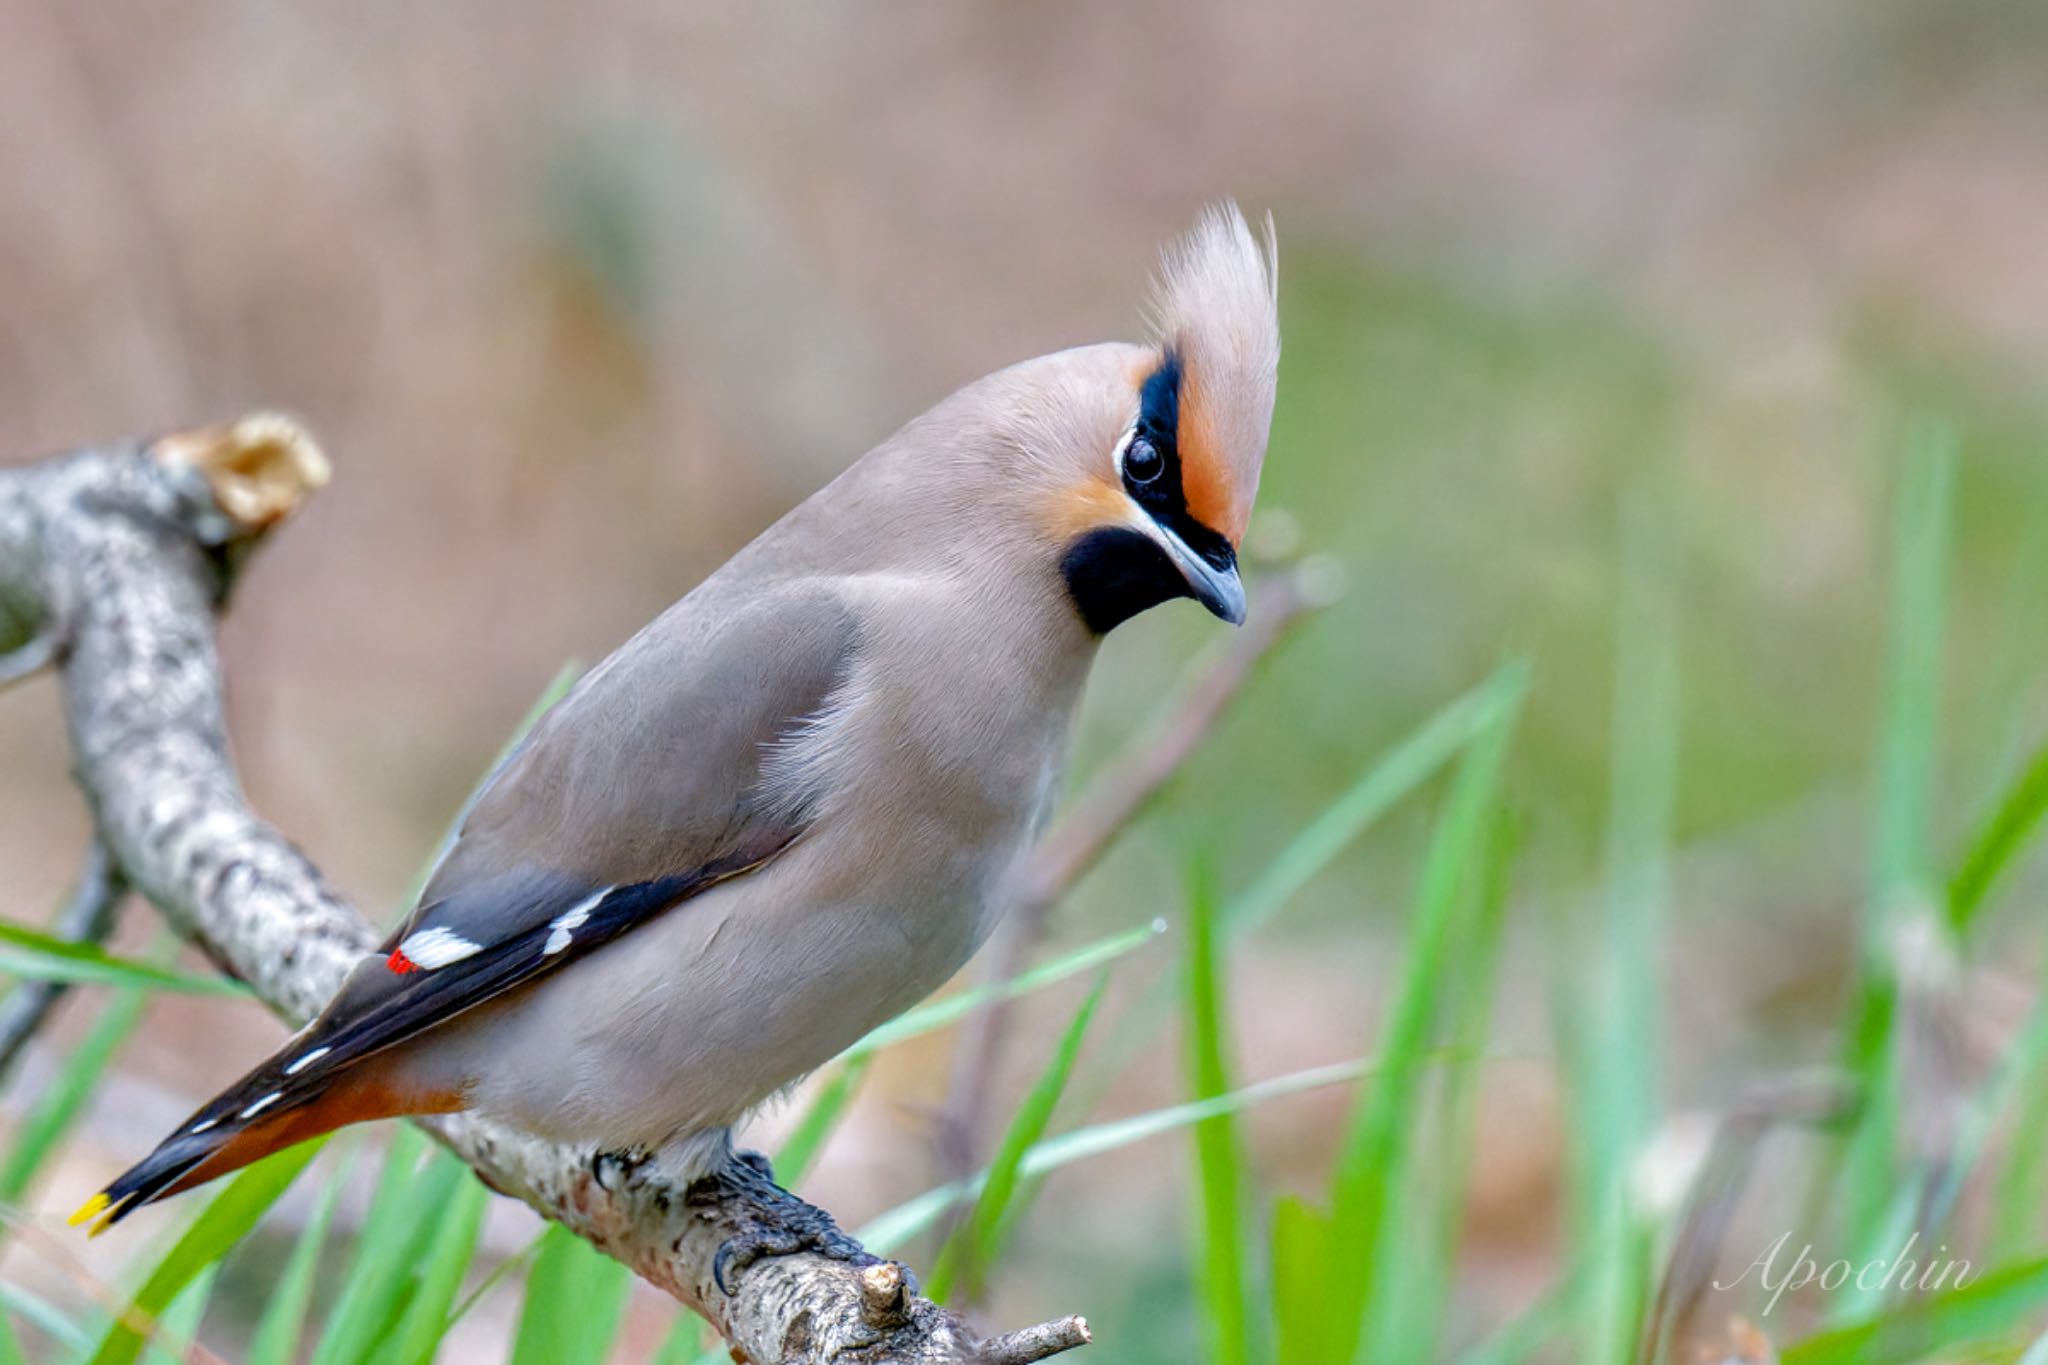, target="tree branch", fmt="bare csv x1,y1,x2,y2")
0,417,1087,1364
0,838,127,1082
